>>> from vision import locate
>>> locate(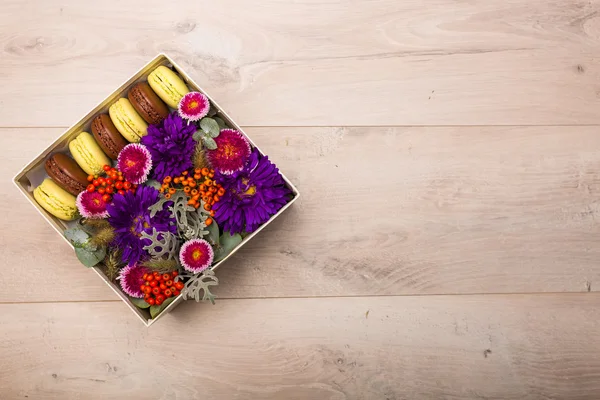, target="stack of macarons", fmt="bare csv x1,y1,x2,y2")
33,65,191,221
